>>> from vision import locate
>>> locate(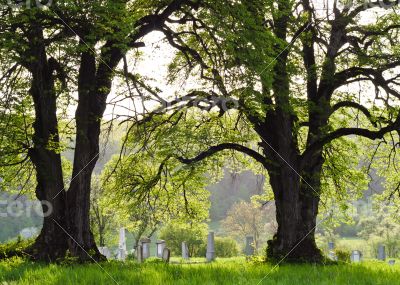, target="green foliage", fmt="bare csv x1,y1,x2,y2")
89,175,119,247
0,237,33,259
334,248,351,263
357,200,400,258
159,222,208,257
212,237,240,258
143,257,165,264
197,237,240,258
